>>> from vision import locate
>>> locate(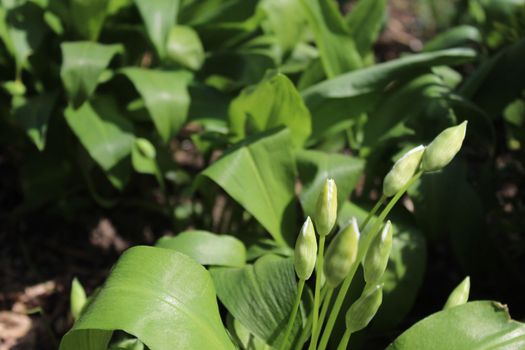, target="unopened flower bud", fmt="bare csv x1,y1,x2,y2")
323,218,359,287
443,276,470,309
363,221,393,284
71,277,87,320
314,179,337,236
383,145,425,197
135,138,156,159
345,284,383,333
294,217,317,280
422,121,467,172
